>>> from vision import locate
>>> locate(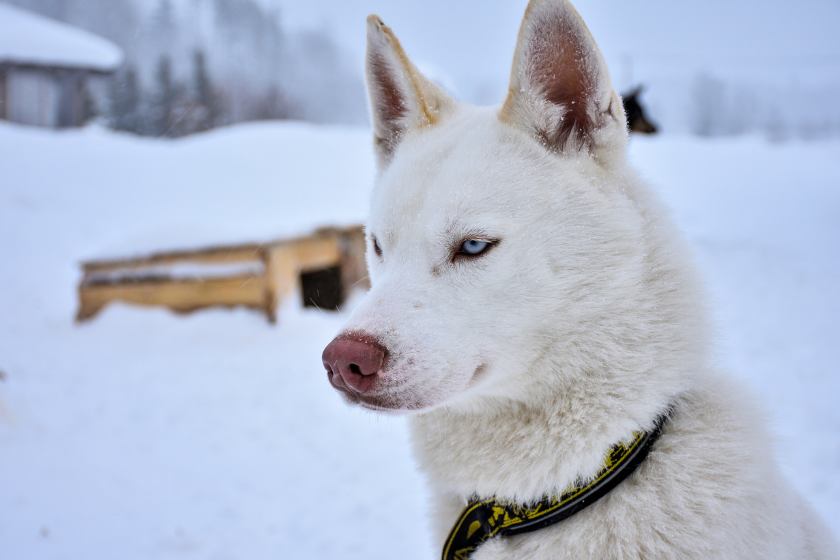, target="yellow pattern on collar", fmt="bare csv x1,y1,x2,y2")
442,413,669,560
